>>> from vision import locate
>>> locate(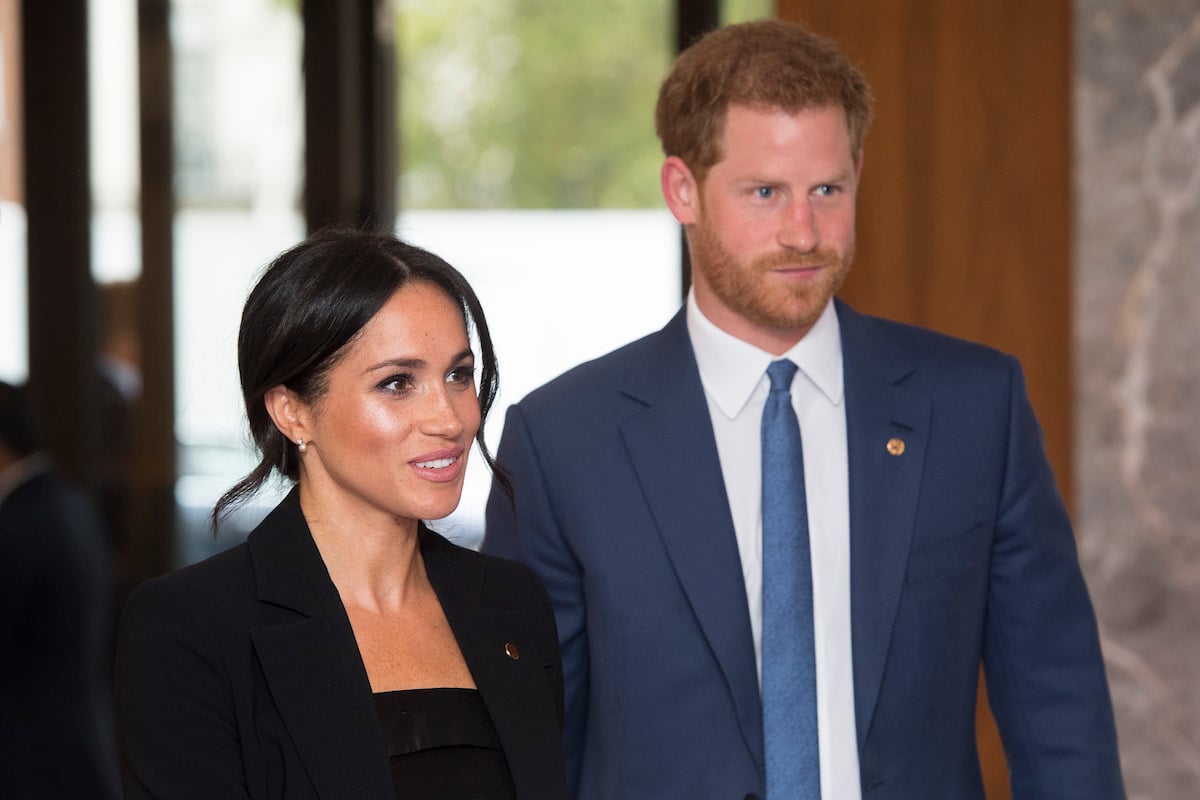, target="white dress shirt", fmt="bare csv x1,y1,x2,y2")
687,292,862,800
